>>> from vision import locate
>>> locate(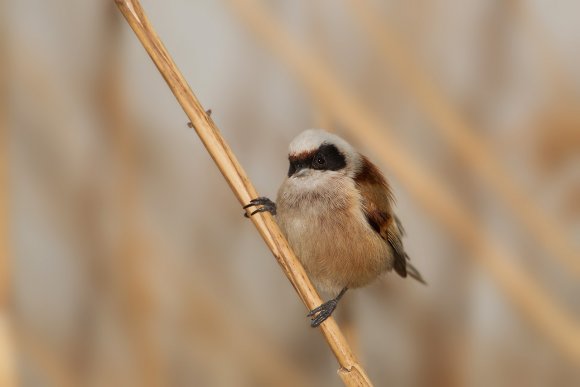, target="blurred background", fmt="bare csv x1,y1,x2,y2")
2,0,580,386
